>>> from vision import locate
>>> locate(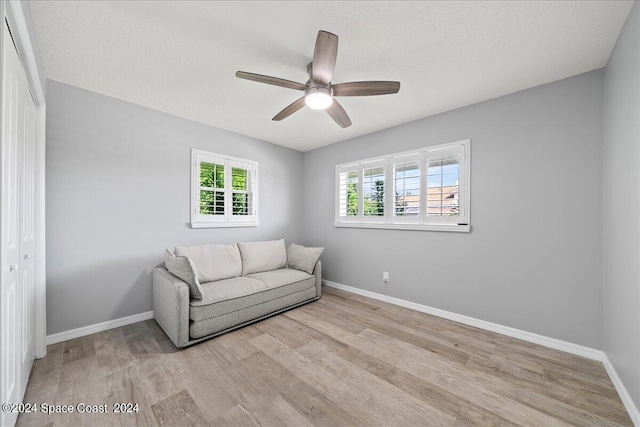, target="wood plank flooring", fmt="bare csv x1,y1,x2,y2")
17,286,632,426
